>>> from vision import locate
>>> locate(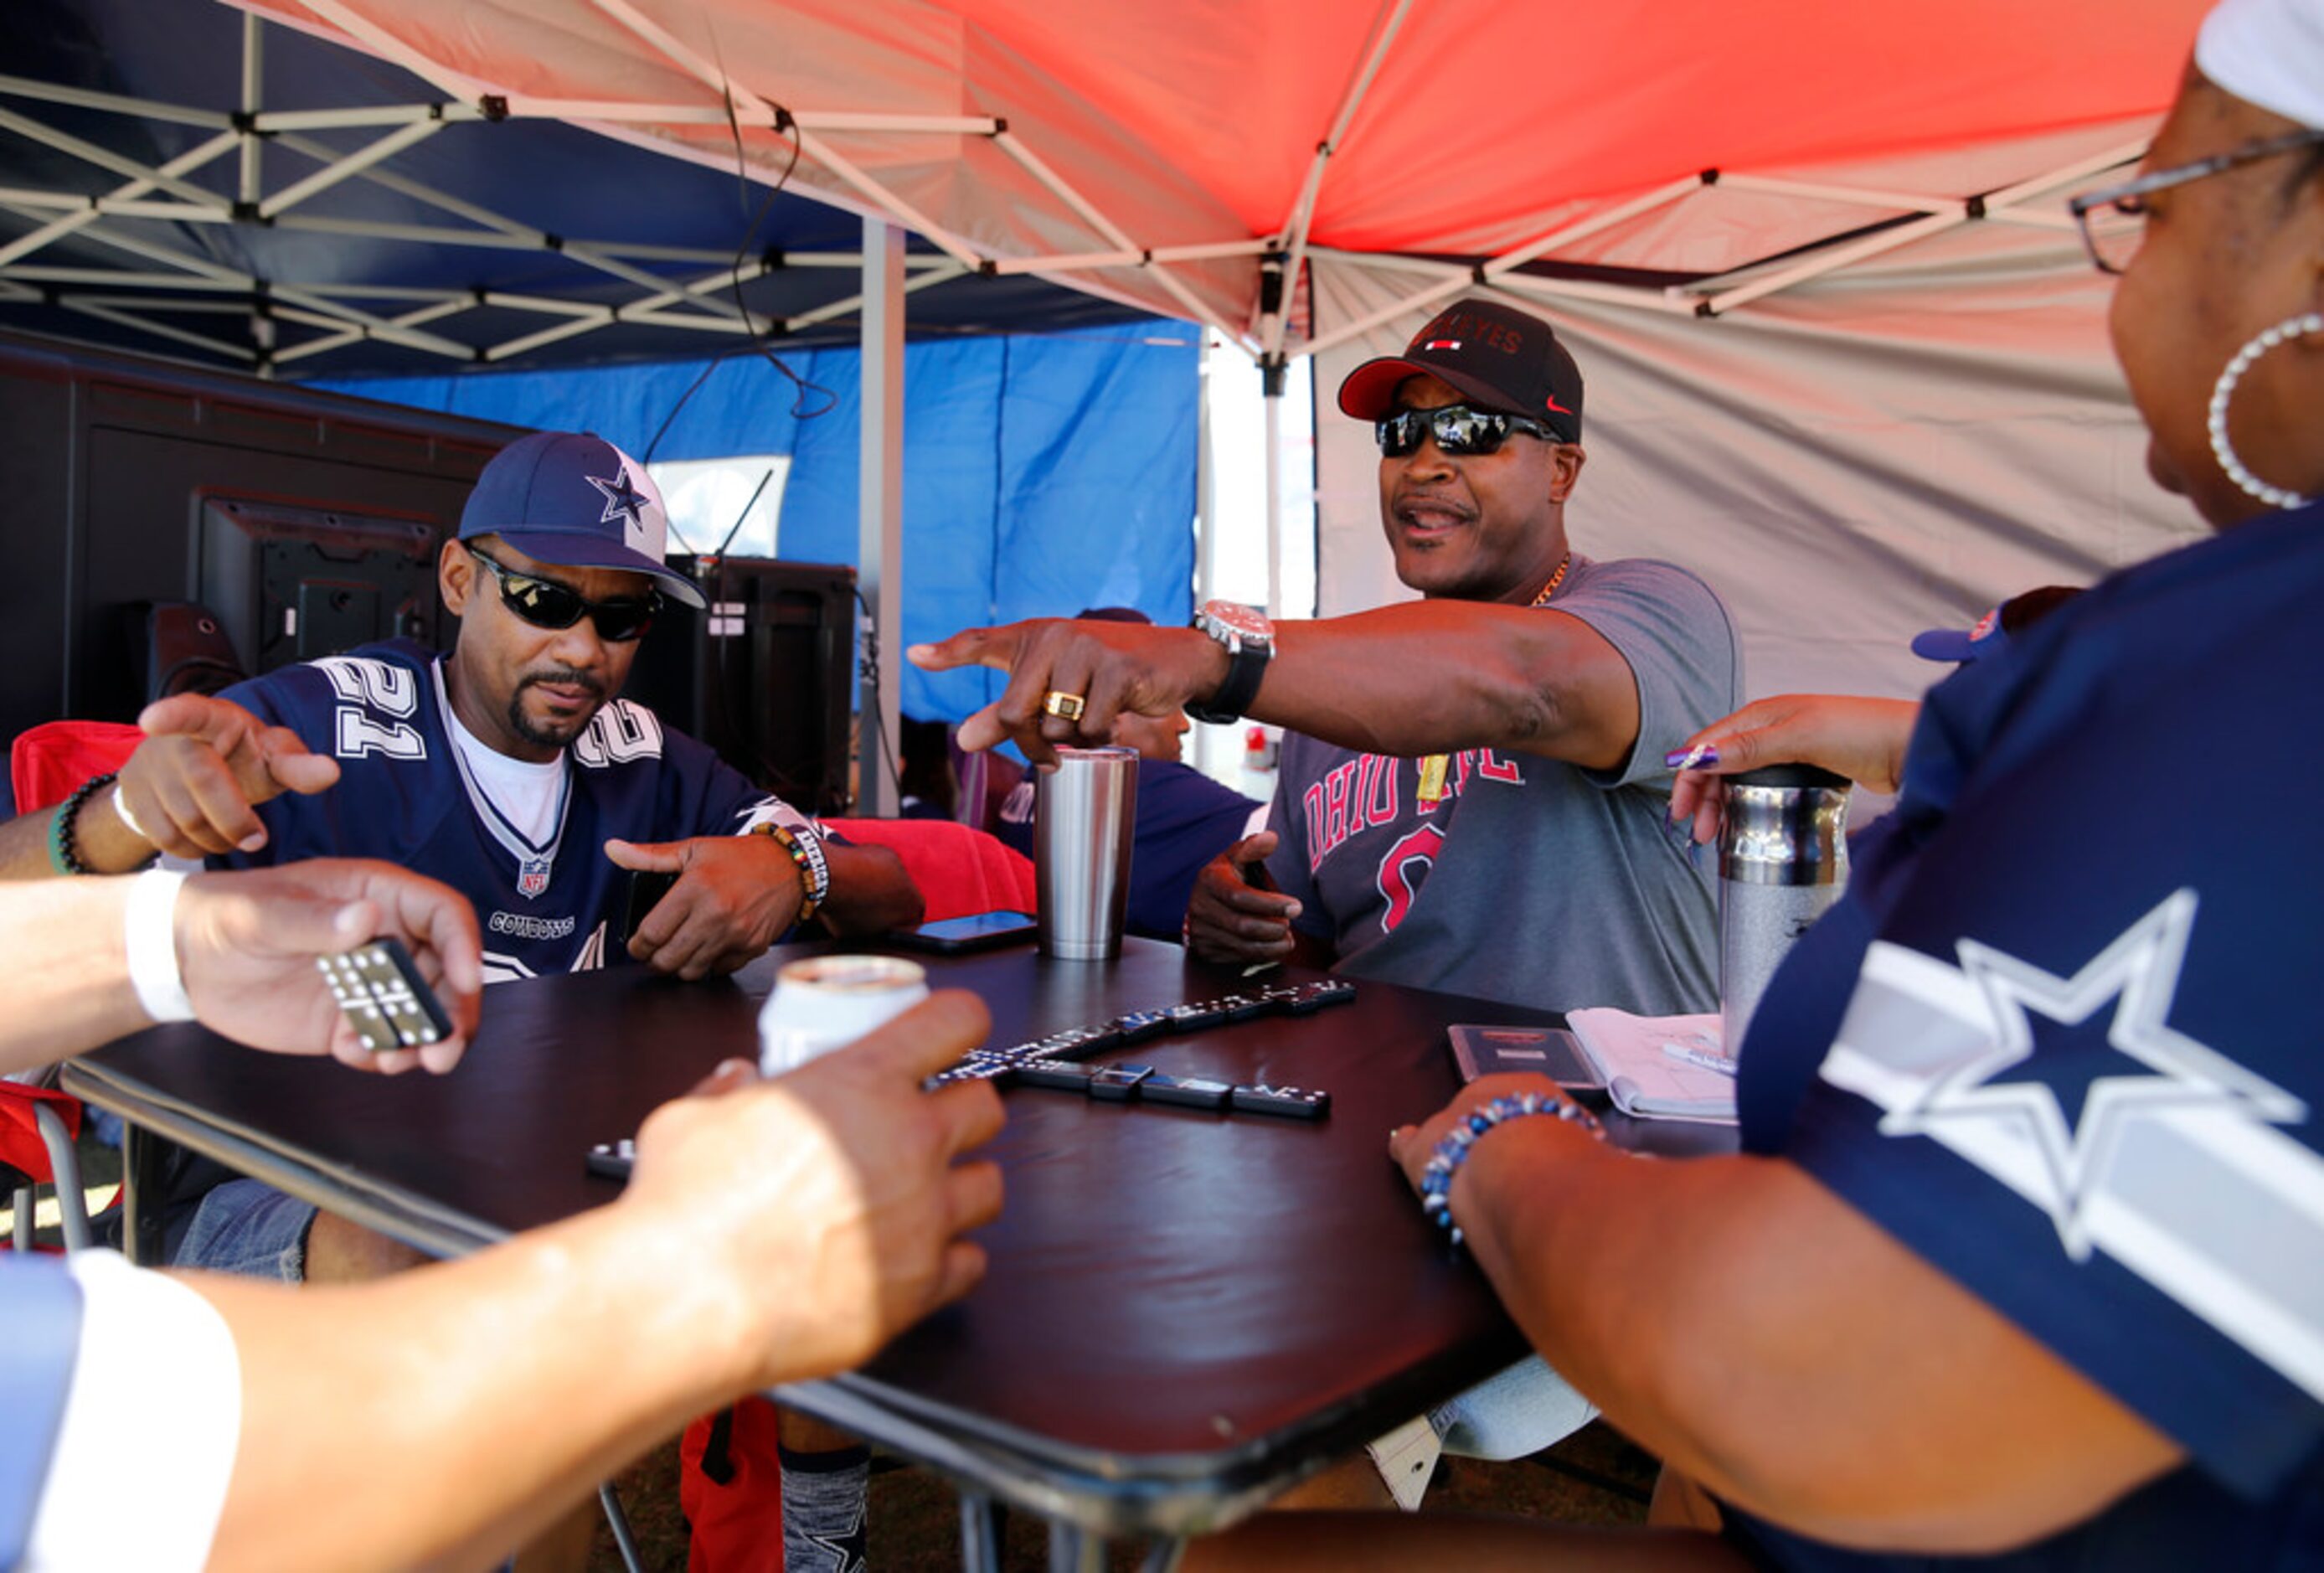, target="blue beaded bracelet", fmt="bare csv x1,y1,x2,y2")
1416,1091,1601,1246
